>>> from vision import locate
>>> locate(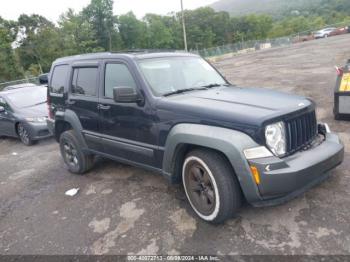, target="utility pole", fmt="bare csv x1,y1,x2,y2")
181,0,188,52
